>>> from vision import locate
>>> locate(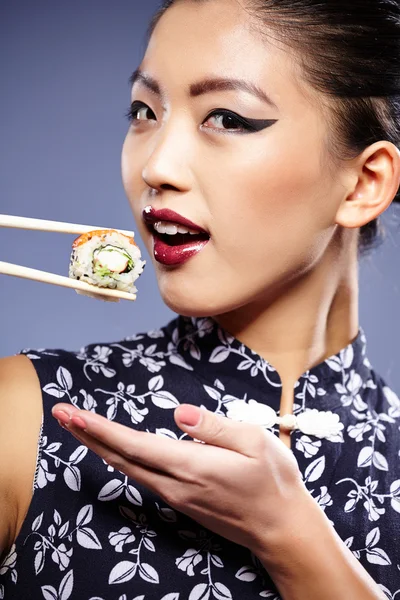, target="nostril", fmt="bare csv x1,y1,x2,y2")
160,183,179,191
